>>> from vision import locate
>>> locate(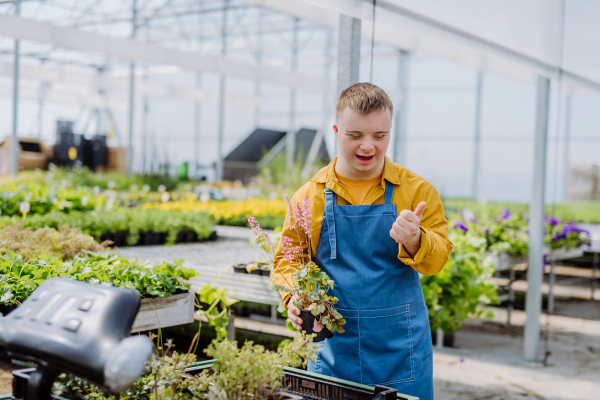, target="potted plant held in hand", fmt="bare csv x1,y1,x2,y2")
247,194,345,342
